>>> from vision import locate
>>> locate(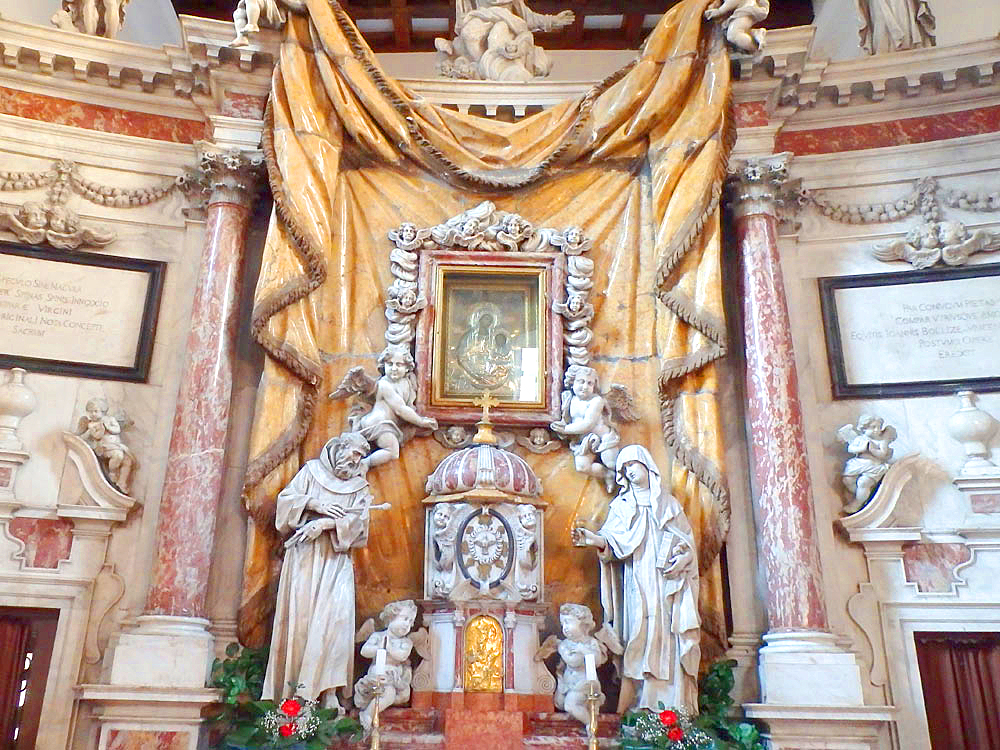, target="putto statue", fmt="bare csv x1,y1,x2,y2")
571,445,701,712
354,600,426,731
704,0,770,54
837,415,896,514
536,603,623,726
230,0,286,47
262,432,381,711
76,397,136,495
328,345,438,470
434,0,575,82
551,365,638,492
